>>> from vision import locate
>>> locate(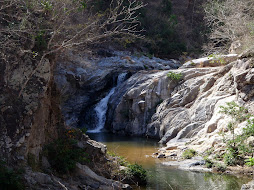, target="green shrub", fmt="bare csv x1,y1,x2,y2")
108,152,147,185
219,102,253,166
107,151,128,166
213,153,223,161
182,149,196,159
0,161,24,190
243,119,254,137
44,138,89,173
204,157,214,168
223,151,236,166
215,163,226,173
167,72,183,81
41,1,53,11
245,157,254,167
125,163,147,185
223,147,244,166
204,148,214,156
207,54,226,65
219,102,251,123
